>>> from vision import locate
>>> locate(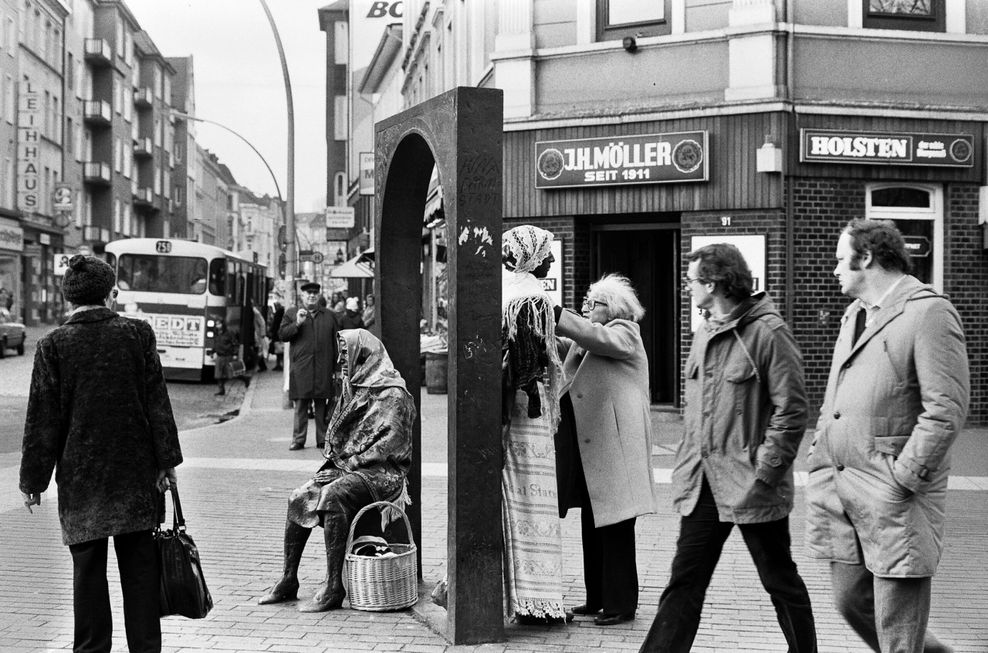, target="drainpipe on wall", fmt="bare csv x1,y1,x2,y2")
784,0,795,326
